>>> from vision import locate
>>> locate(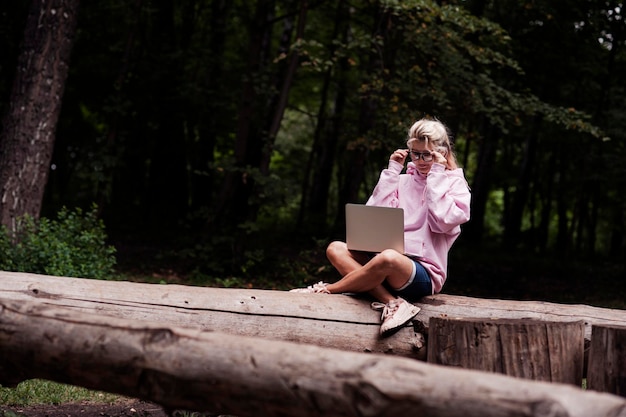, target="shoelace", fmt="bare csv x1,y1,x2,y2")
371,300,400,320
